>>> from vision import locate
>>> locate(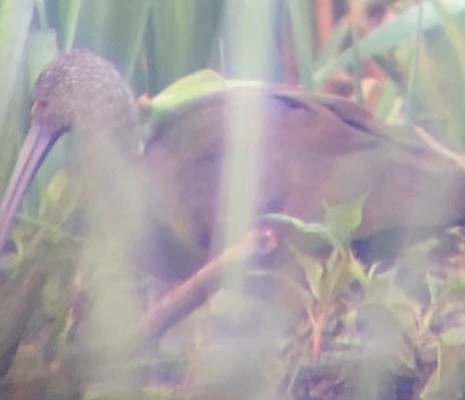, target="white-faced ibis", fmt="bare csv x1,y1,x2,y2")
1,50,465,281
